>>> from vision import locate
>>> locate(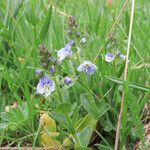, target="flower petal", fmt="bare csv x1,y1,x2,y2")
49,81,55,92
77,63,85,72
36,83,45,94
57,48,67,61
